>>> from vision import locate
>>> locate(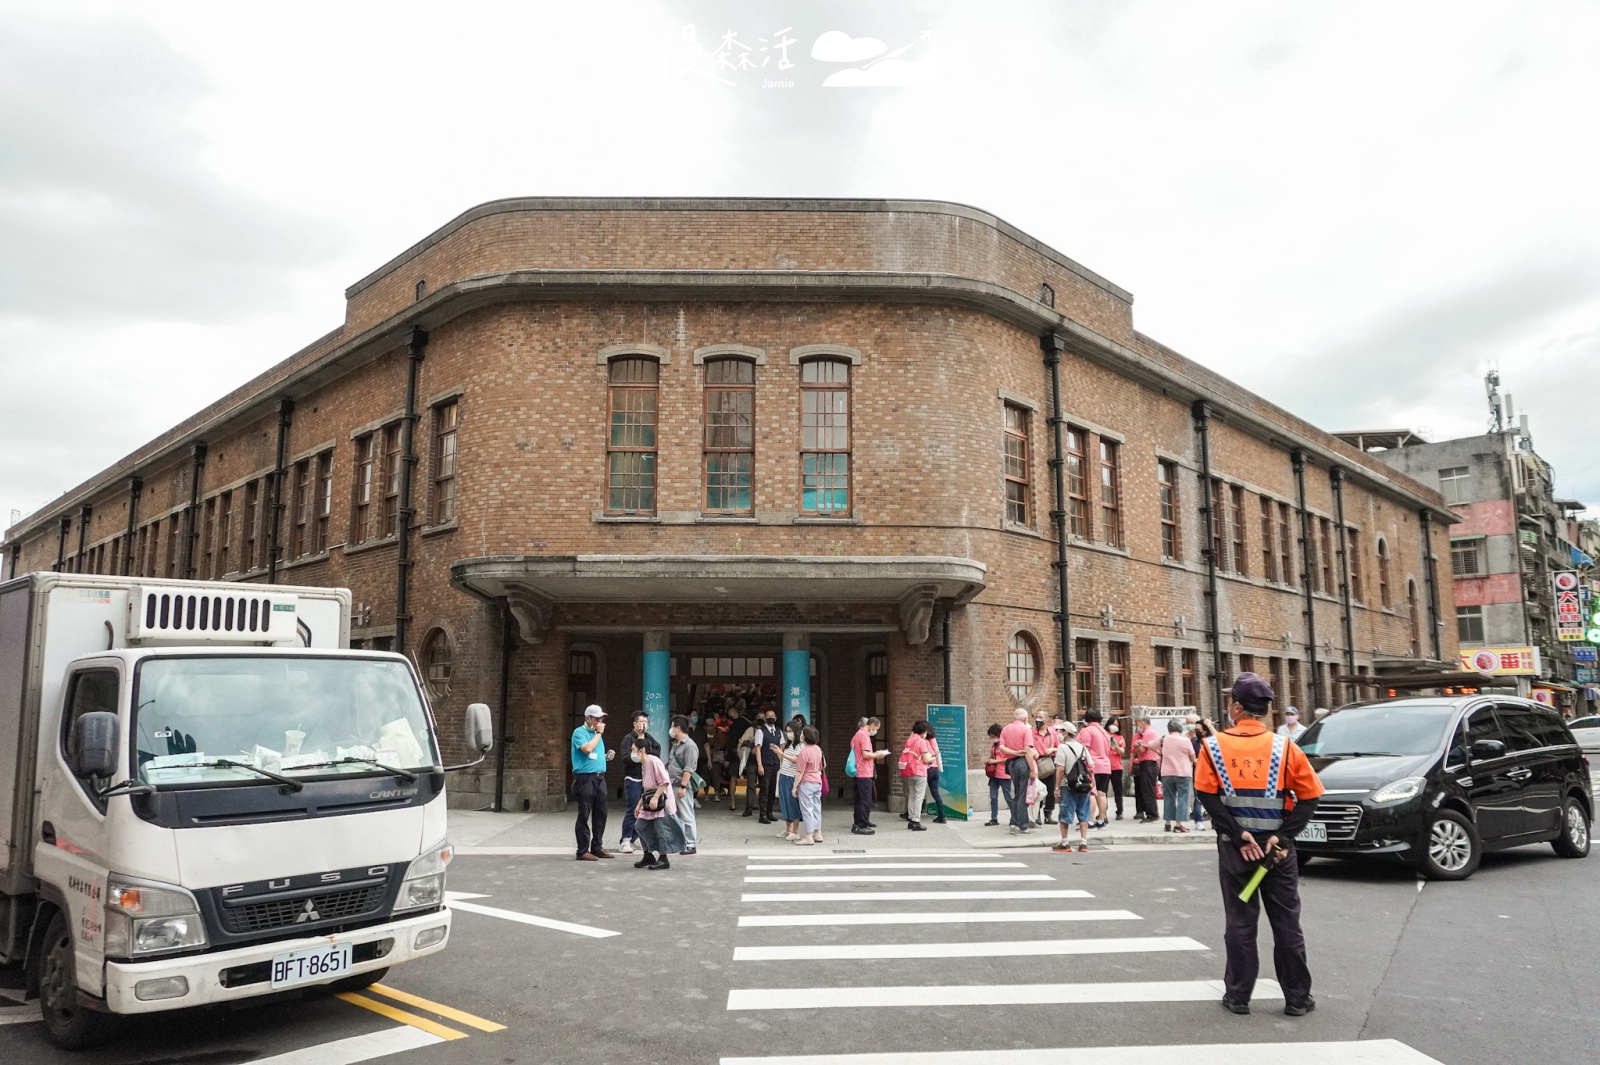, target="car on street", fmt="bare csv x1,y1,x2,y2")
1291,695,1591,880
1565,715,1600,755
